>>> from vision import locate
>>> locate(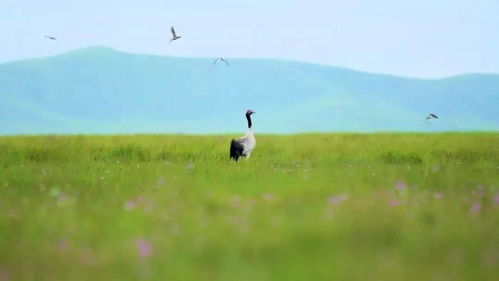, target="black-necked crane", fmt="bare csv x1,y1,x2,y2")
169,26,181,42
230,110,256,161
212,57,230,67
44,35,57,40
